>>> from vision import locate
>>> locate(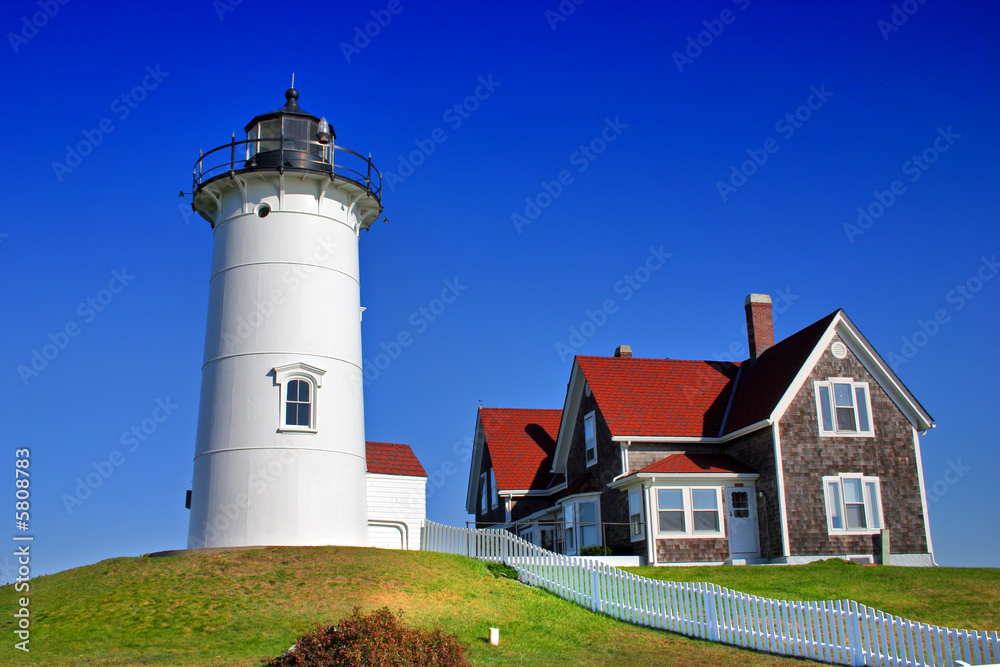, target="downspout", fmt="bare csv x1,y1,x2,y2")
644,482,655,566
611,440,632,482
